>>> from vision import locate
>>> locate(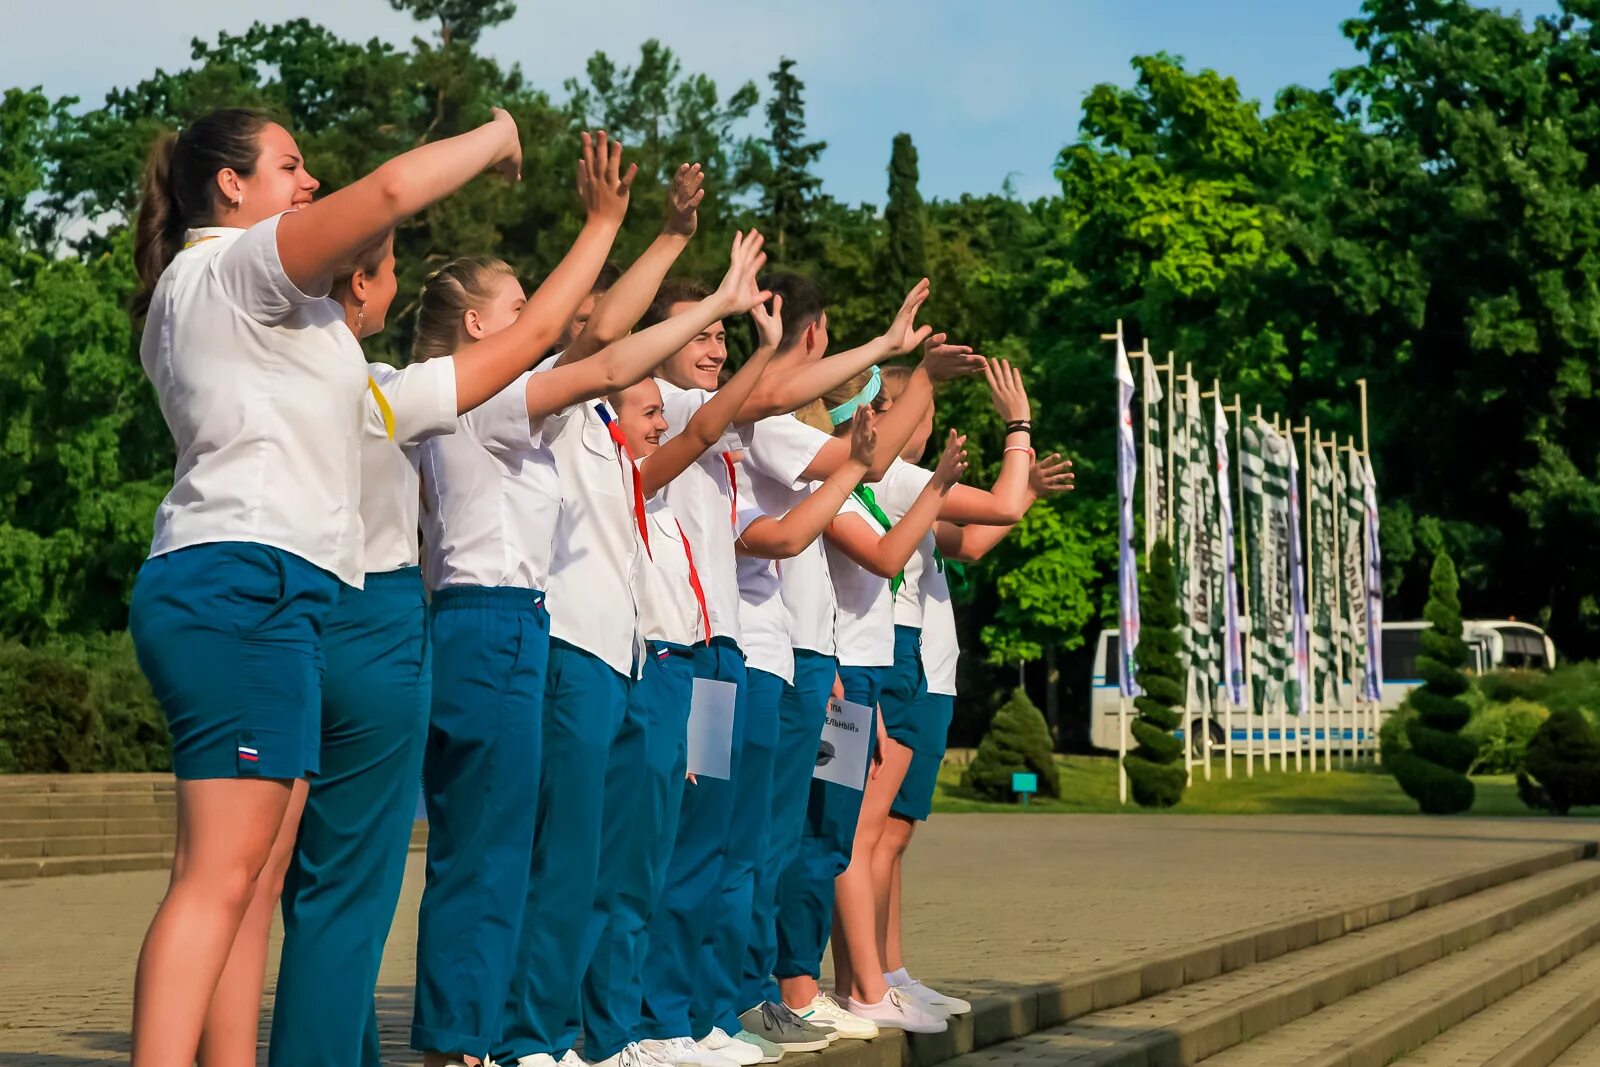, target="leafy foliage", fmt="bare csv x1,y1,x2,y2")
1464,699,1548,776
962,688,1061,801
1518,710,1600,816
1124,539,1186,808
1391,551,1477,813
0,633,166,773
